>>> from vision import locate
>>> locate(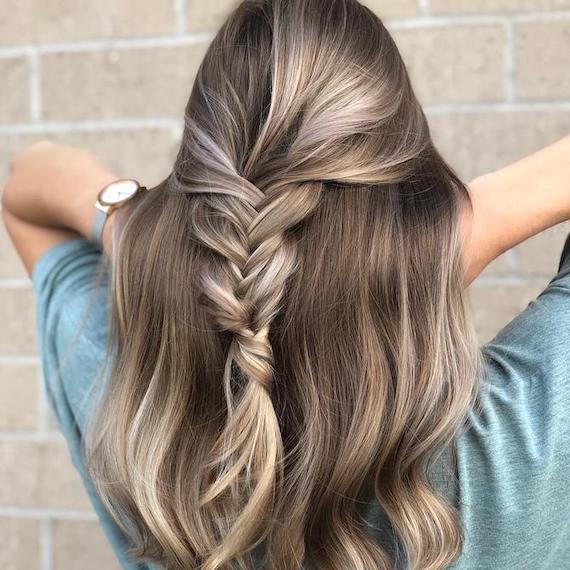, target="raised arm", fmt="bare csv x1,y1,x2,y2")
1,141,120,274
462,134,570,286
3,136,570,284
